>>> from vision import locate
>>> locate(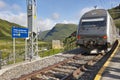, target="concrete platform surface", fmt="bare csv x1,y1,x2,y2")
101,51,120,80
